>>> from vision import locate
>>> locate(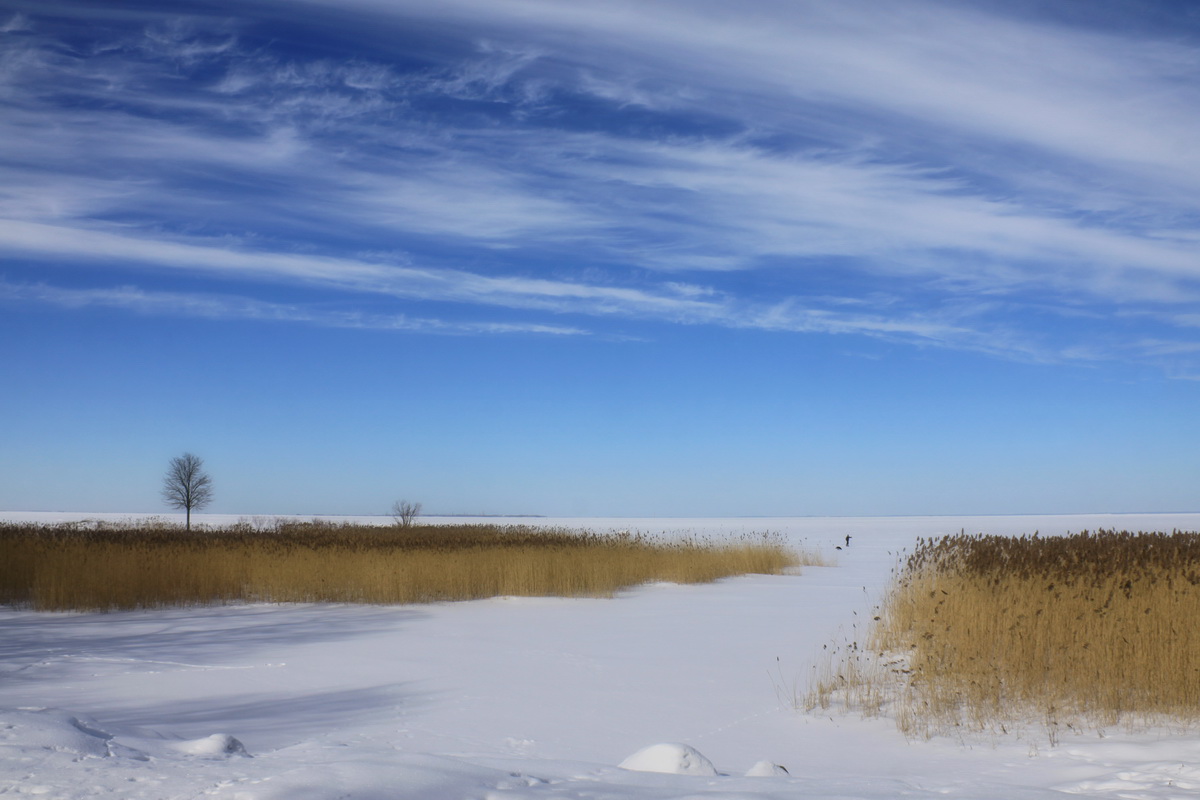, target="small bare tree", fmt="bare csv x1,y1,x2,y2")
162,452,213,531
391,500,421,528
